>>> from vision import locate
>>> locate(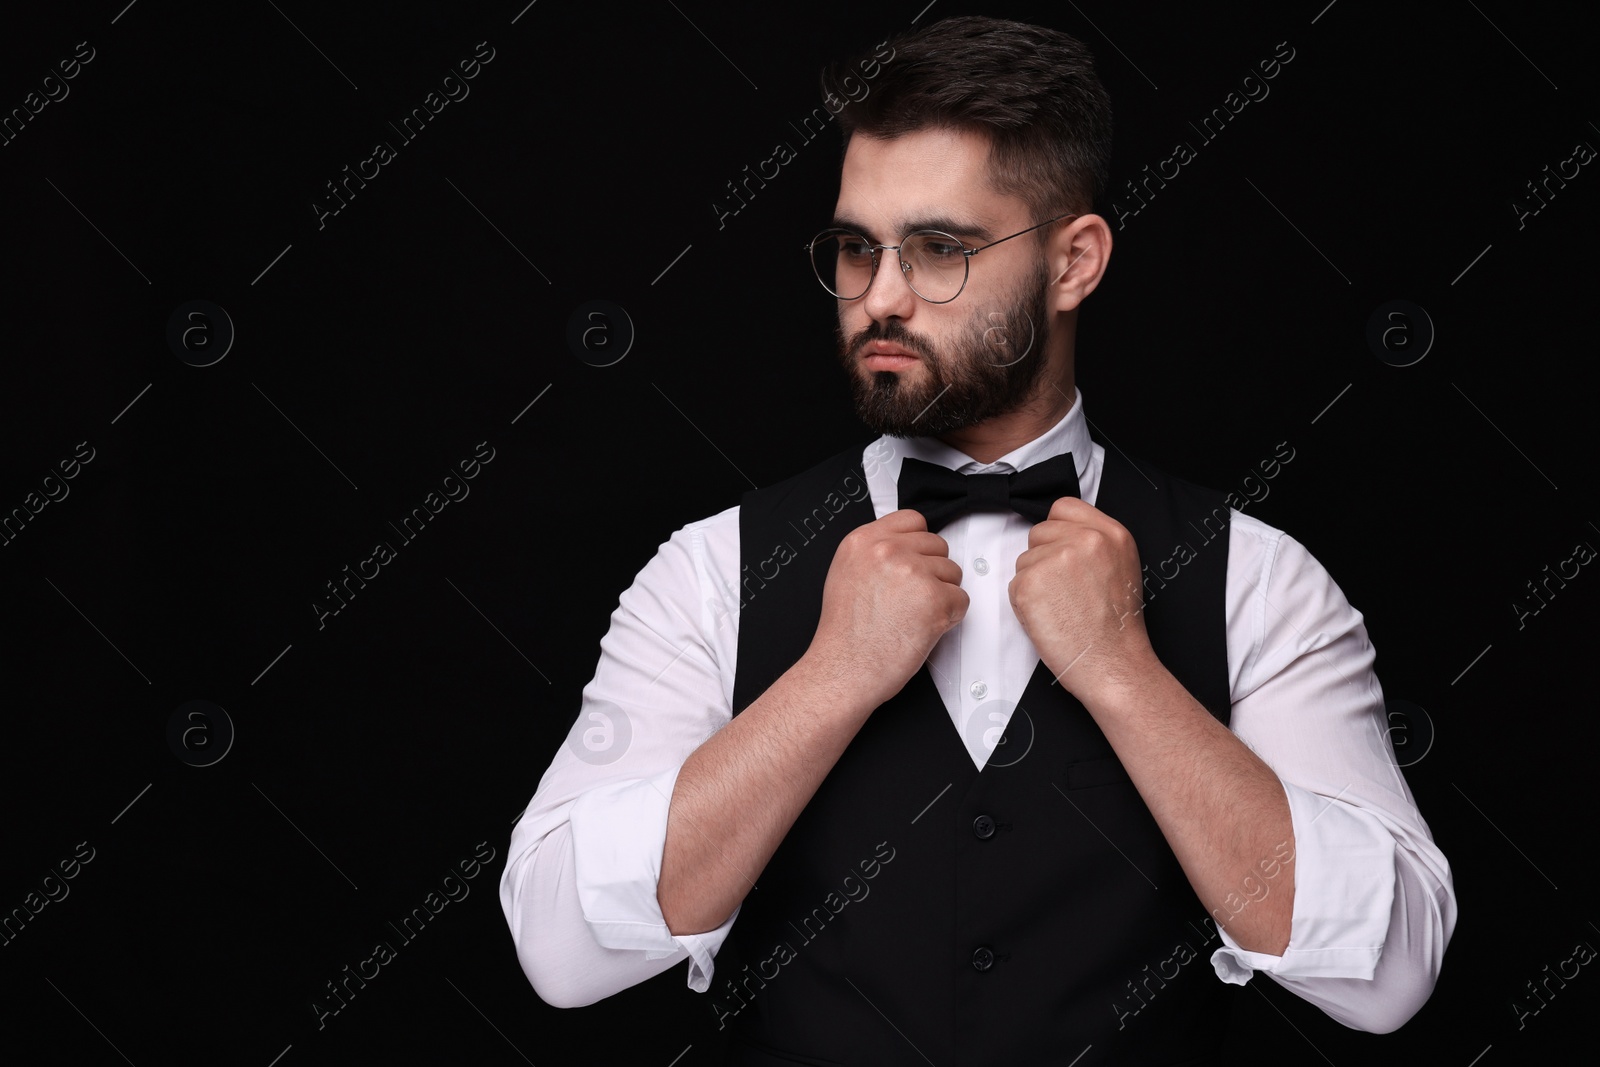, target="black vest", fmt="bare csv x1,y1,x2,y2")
717,441,1239,1066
